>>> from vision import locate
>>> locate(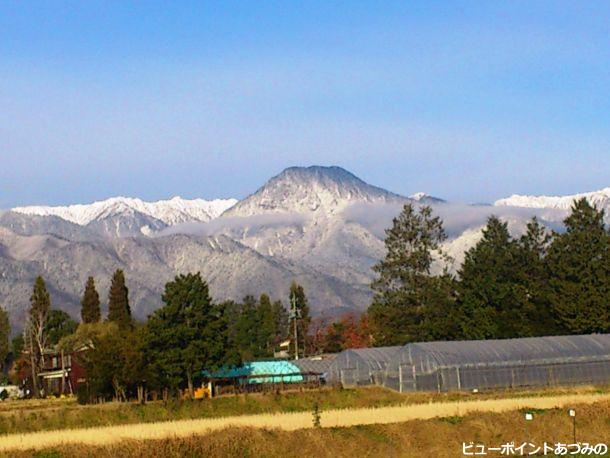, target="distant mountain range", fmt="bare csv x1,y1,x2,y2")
495,188,610,214
1,166,607,331
11,196,237,237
